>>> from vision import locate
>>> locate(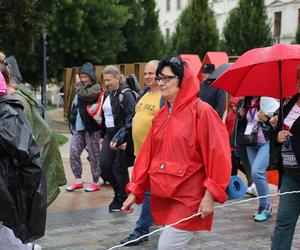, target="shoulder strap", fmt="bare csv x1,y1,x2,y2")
119,87,138,107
